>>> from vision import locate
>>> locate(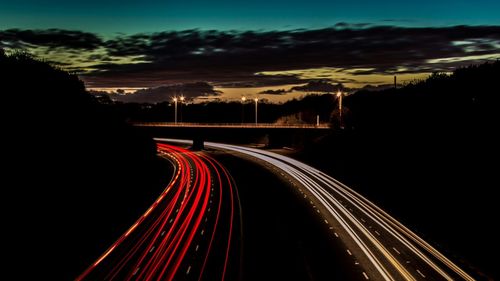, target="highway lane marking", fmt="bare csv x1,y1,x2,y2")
208,207,211,212
169,219,173,223
186,265,192,275
416,270,426,278
166,141,427,281
329,226,333,230
362,272,370,280
201,229,205,235
149,246,155,253
161,230,166,236
355,261,360,265
347,249,352,255
334,232,339,237
195,244,199,252
324,219,329,224
392,247,401,255
205,217,208,222
375,230,381,236
316,209,320,213
215,142,464,279
361,218,366,222
133,267,140,275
